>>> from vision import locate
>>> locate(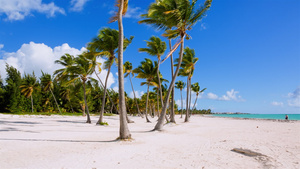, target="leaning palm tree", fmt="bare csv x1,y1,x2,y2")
175,80,186,118
40,71,62,114
133,58,158,123
140,0,212,130
176,47,198,122
88,27,133,125
20,73,40,113
139,36,166,110
191,82,206,112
